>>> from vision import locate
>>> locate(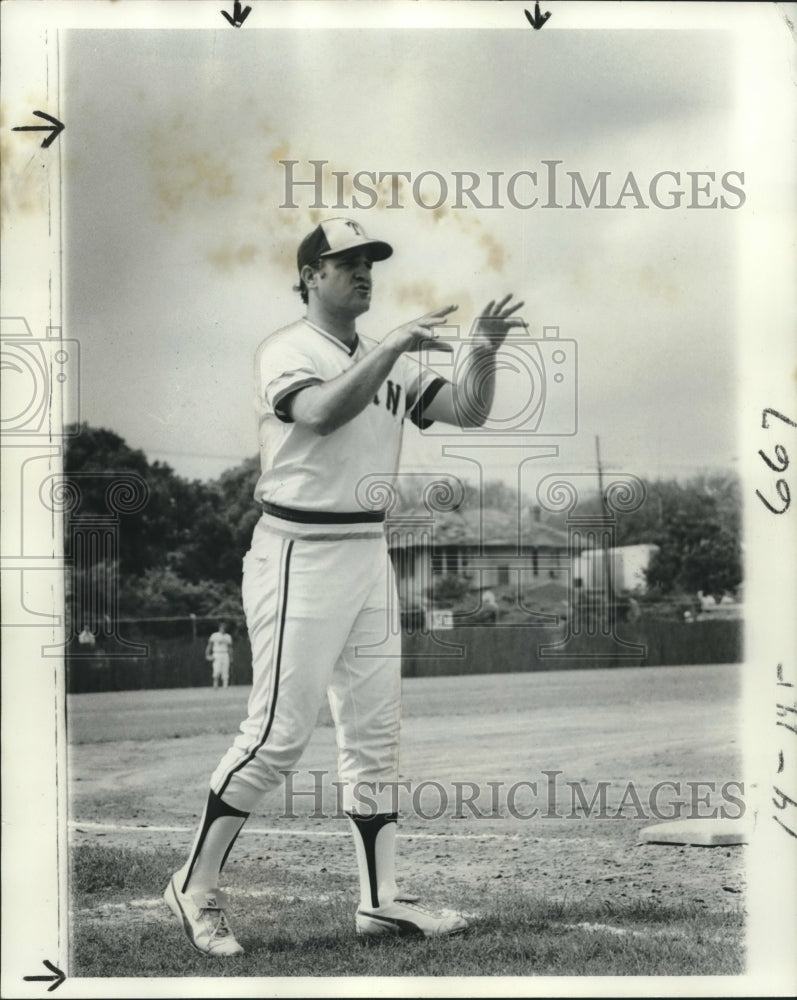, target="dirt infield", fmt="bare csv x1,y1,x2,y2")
69,664,746,914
